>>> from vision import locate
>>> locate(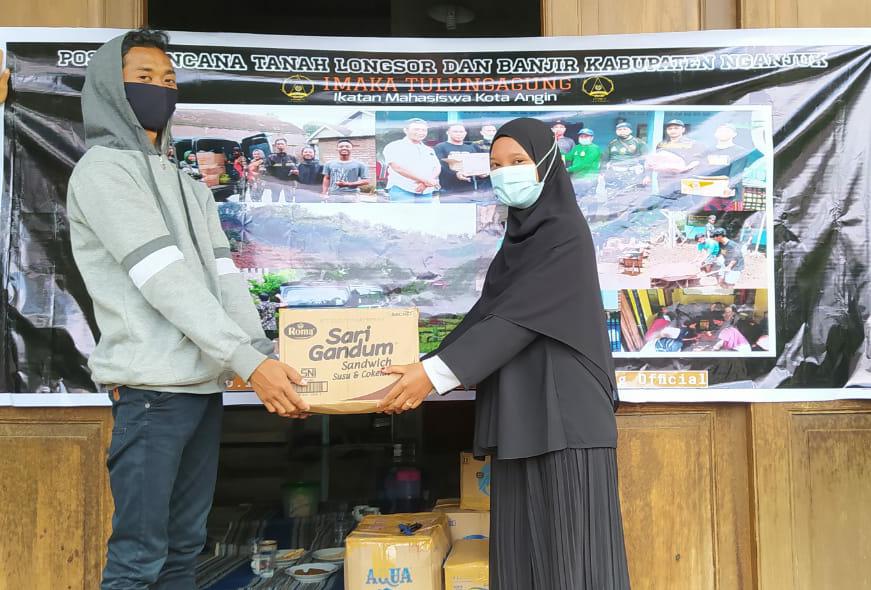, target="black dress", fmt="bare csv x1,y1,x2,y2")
438,315,631,590
429,117,631,589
